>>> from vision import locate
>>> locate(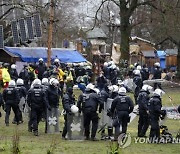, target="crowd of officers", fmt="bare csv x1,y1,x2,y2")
0,59,179,142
